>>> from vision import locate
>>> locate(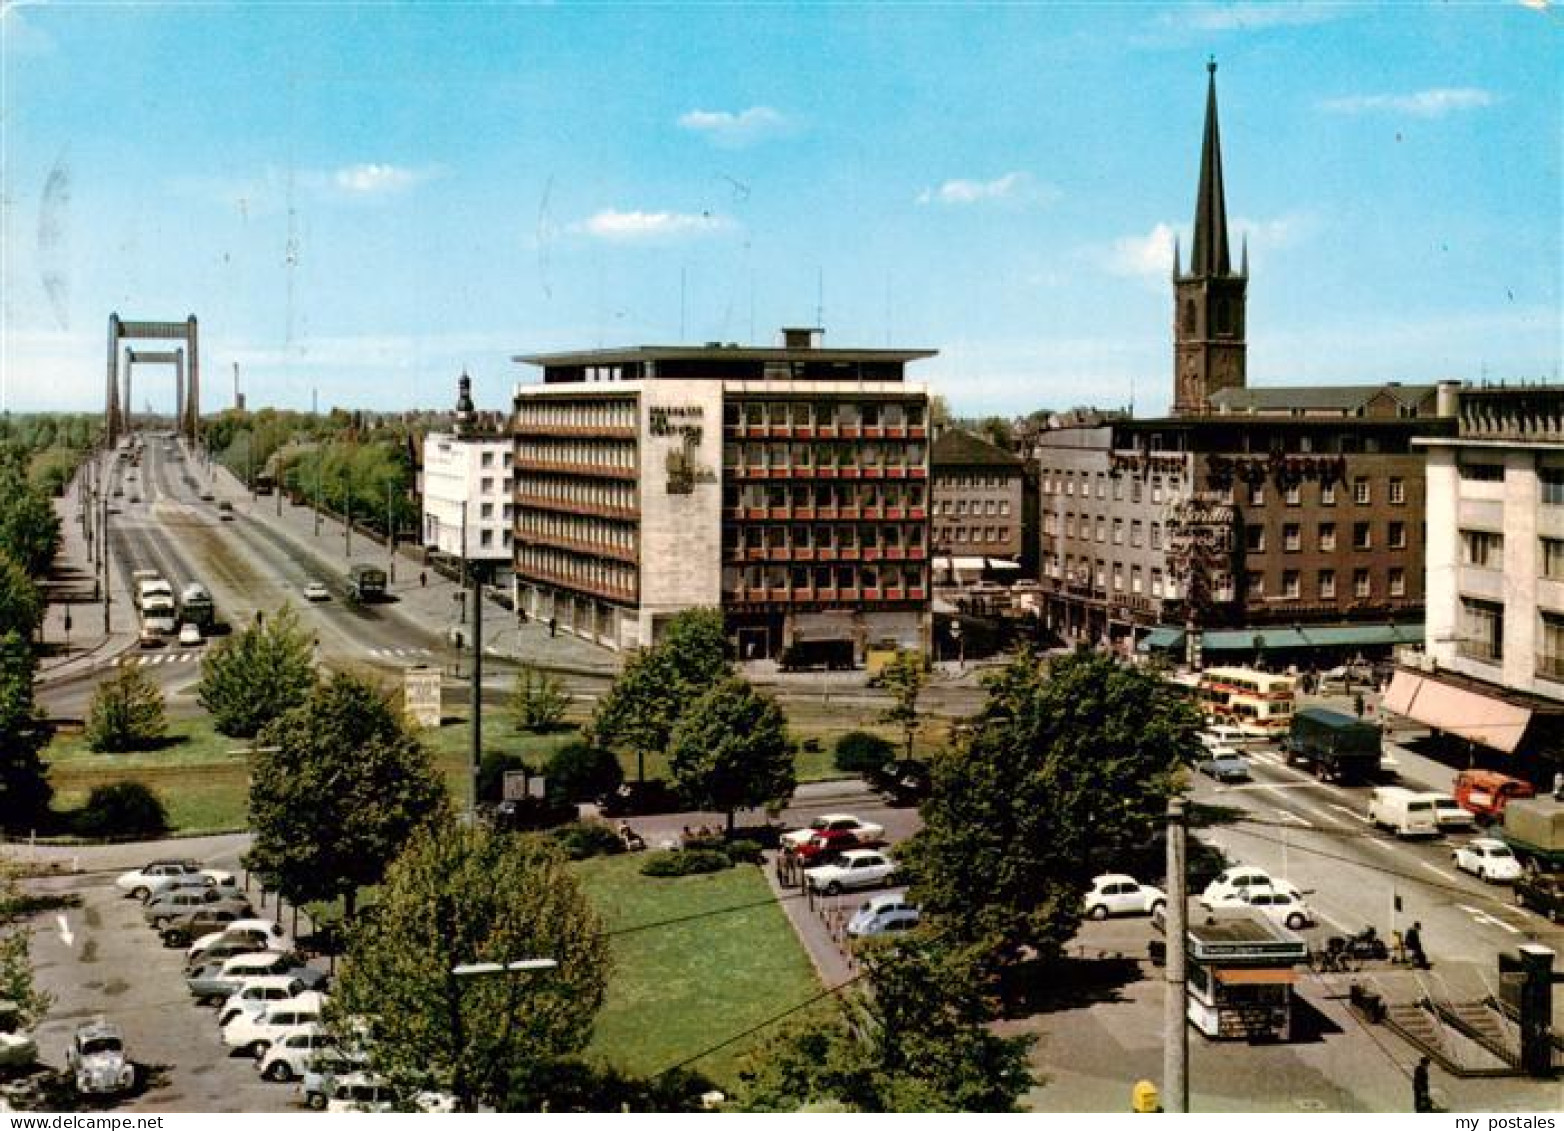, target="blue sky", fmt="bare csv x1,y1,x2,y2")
1,2,1559,419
